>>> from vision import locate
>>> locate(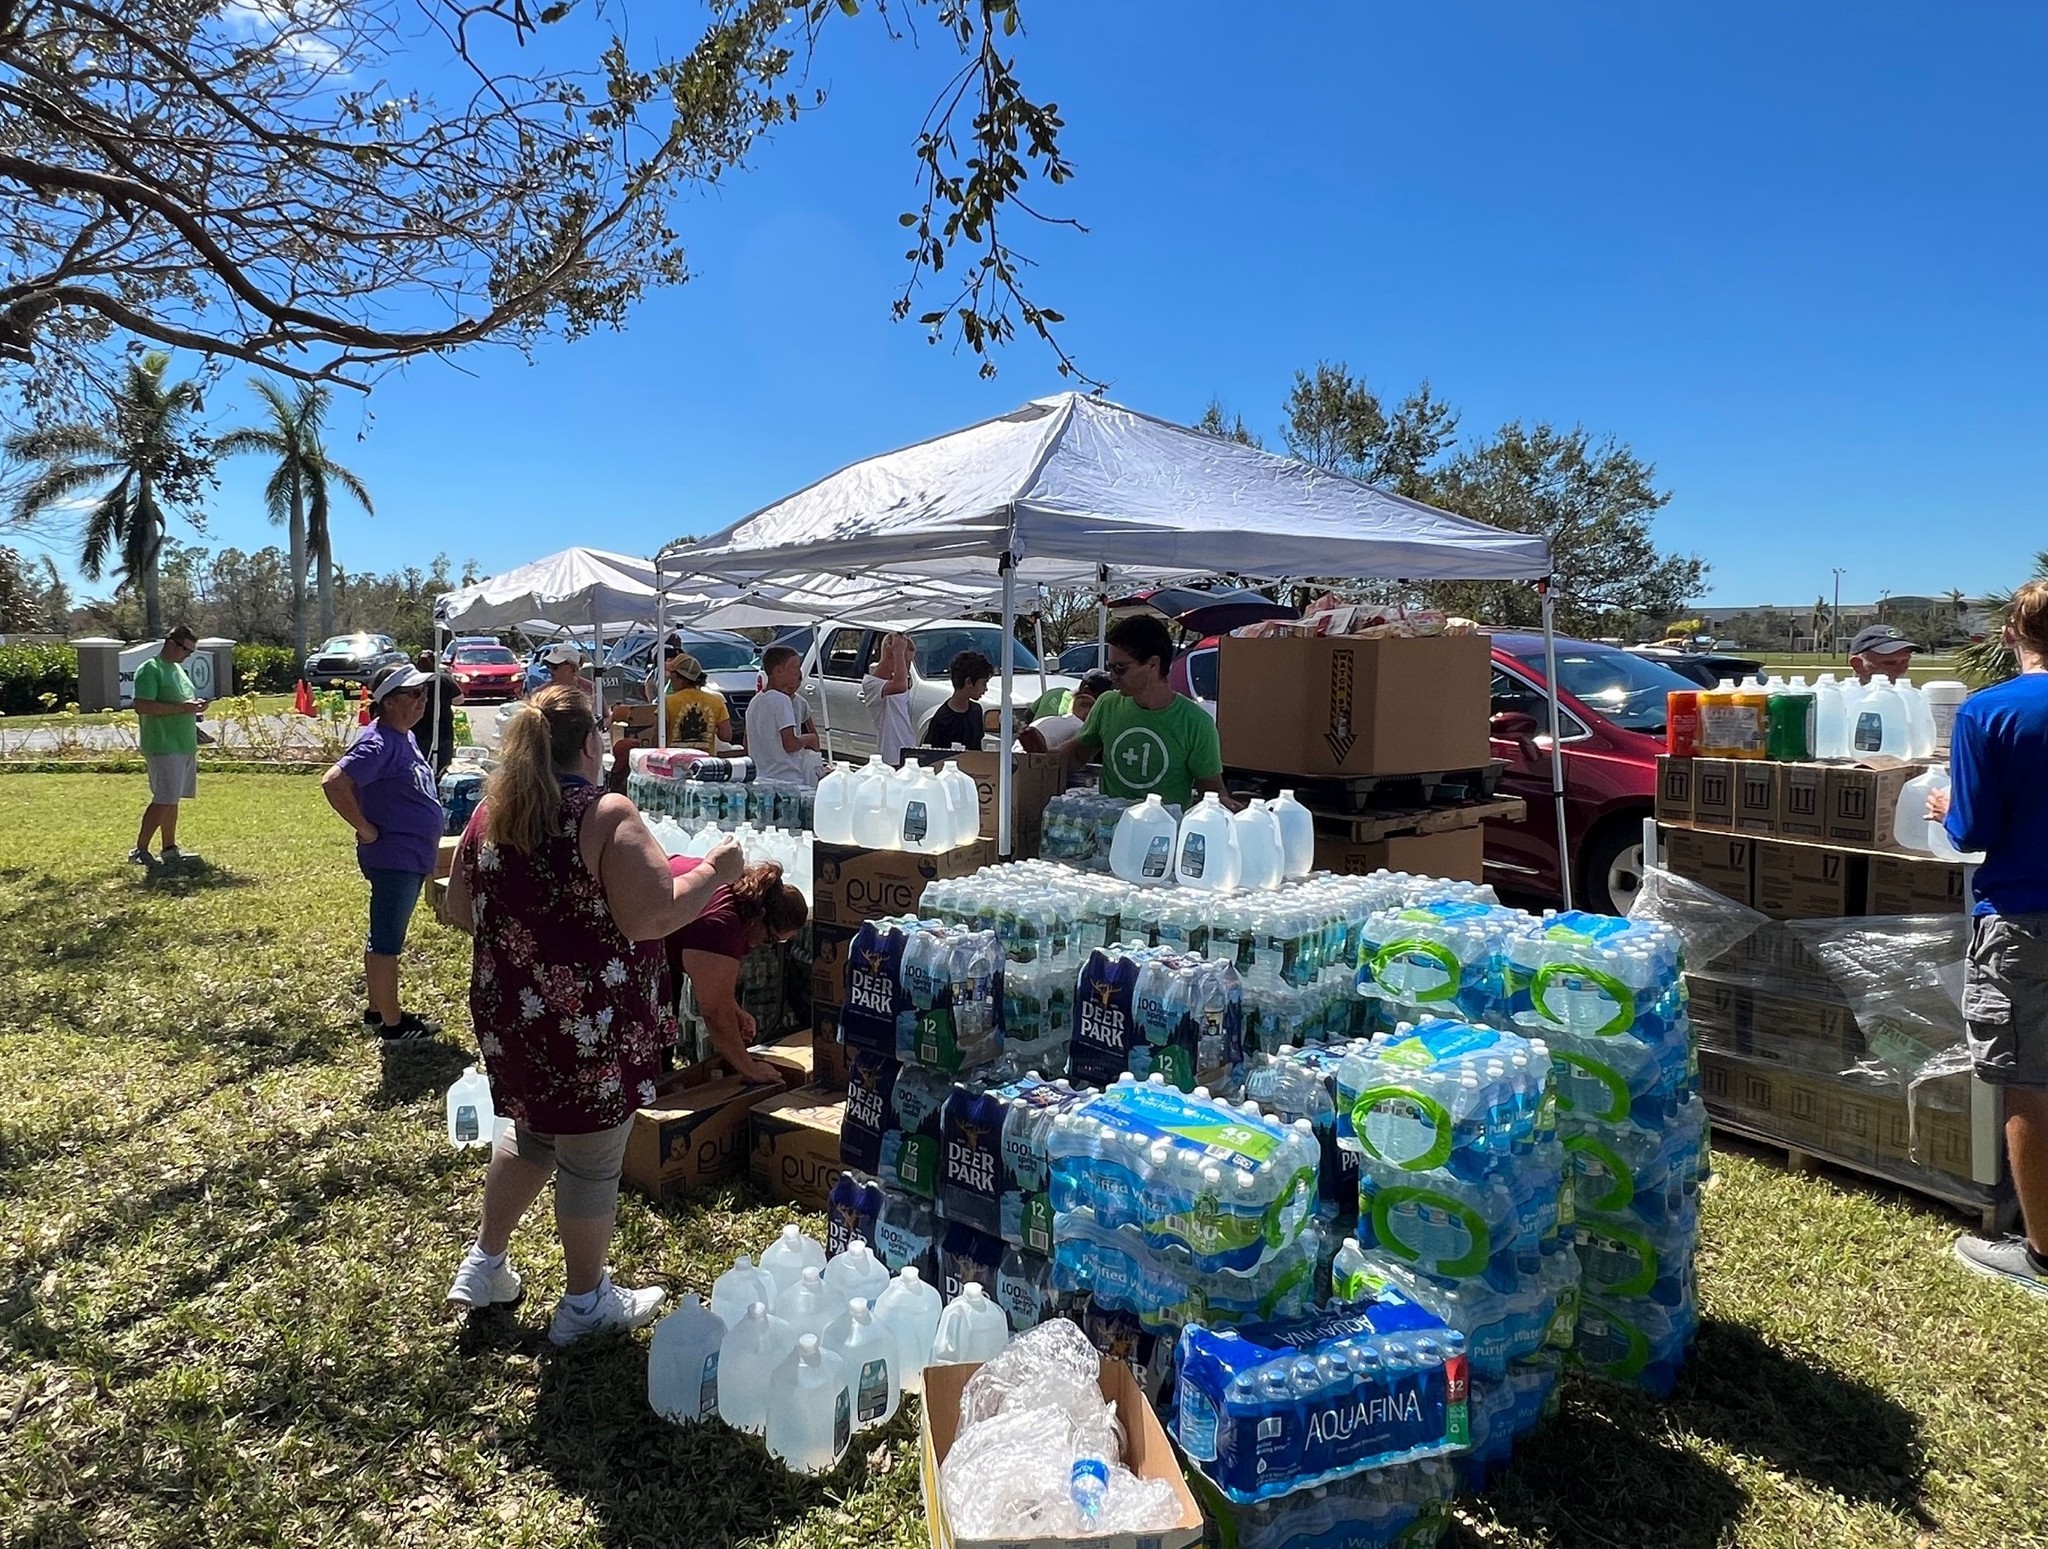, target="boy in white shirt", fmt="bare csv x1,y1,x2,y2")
859,632,915,764
744,644,823,786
